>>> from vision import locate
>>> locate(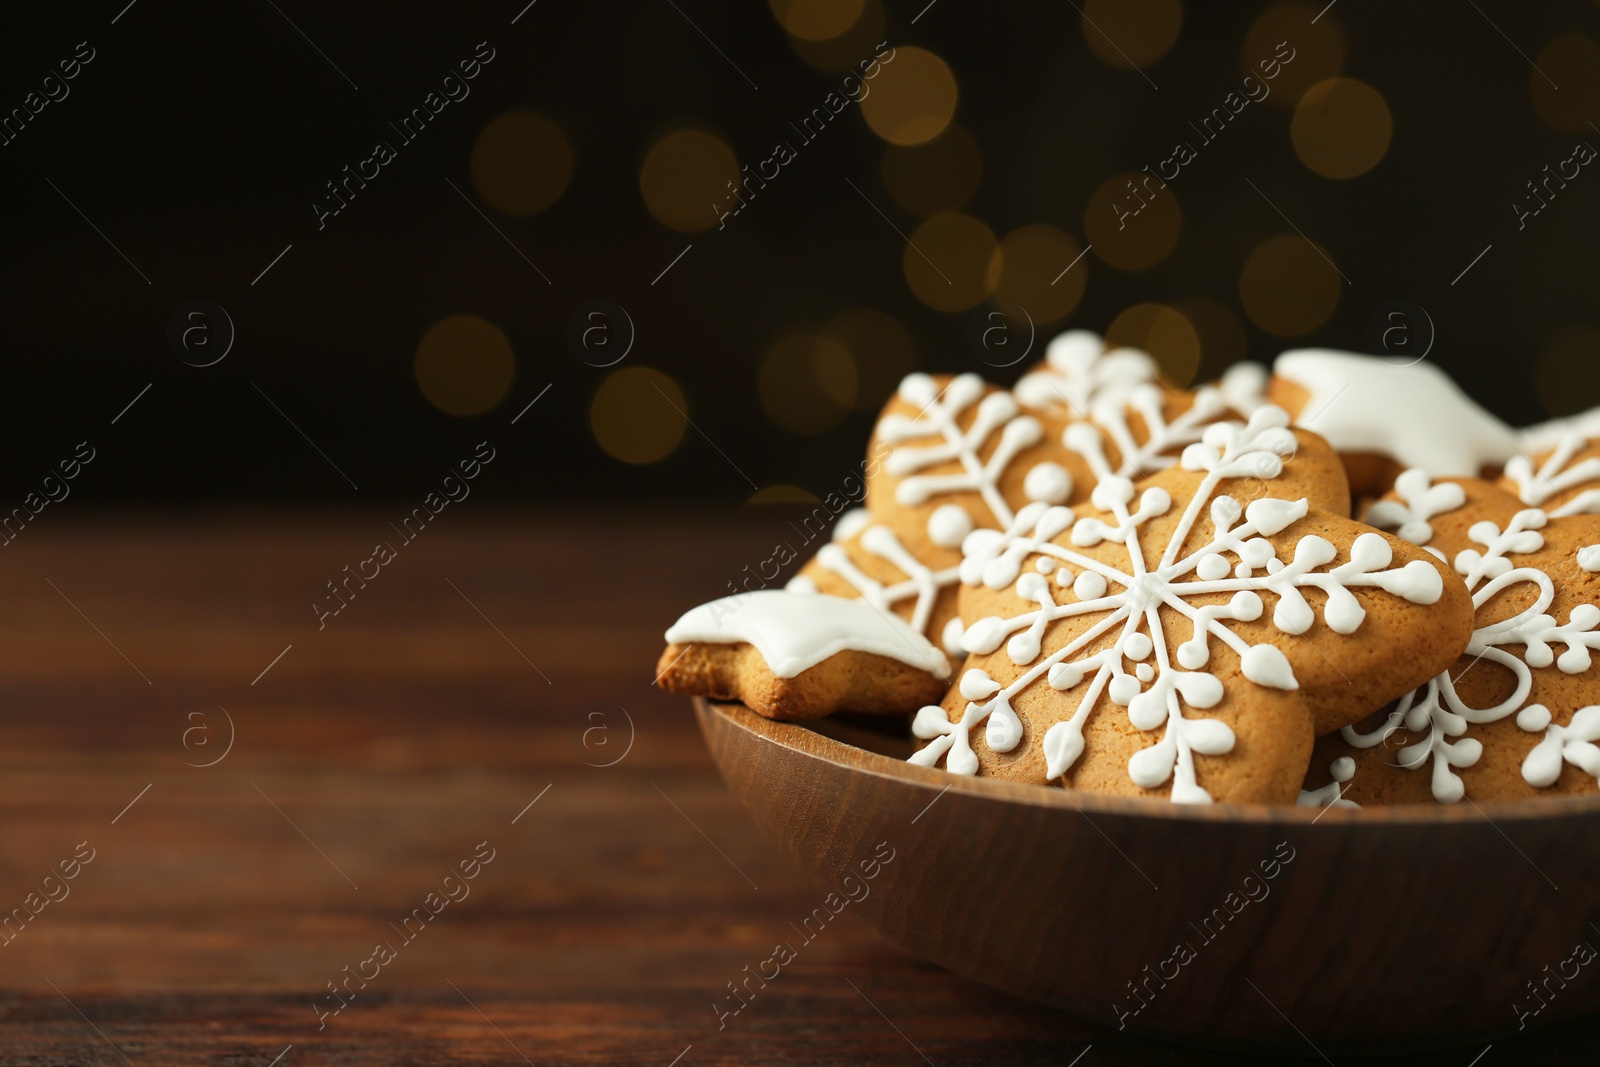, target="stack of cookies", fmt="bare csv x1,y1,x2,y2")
657,334,1600,807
